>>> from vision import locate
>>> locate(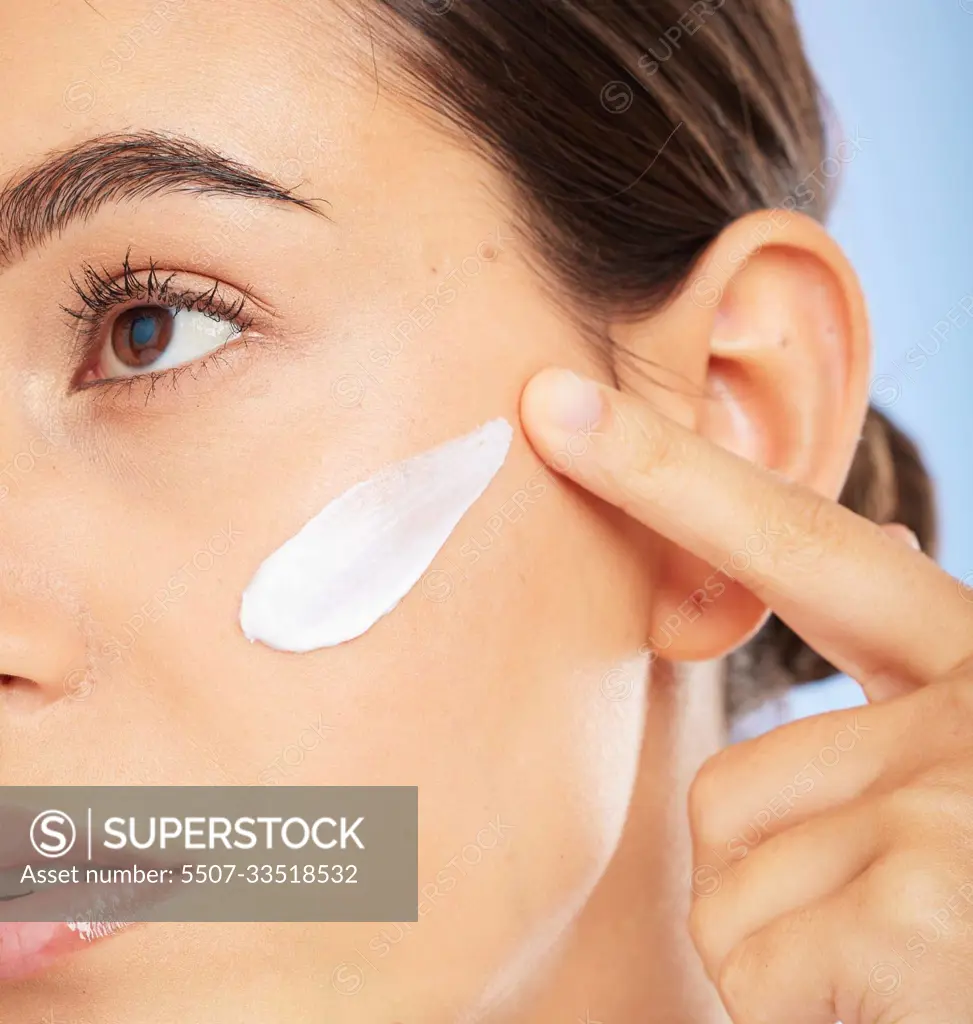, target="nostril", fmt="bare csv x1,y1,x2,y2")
0,674,53,711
